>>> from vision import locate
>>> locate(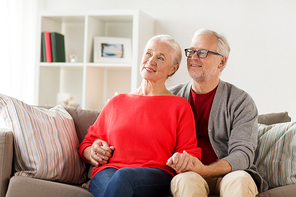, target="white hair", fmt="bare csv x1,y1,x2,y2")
192,29,230,69
145,34,182,77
